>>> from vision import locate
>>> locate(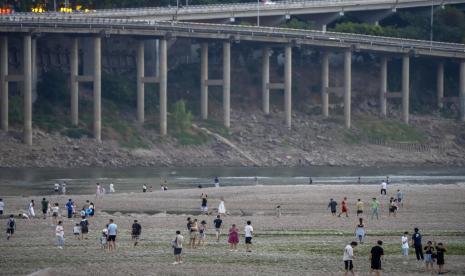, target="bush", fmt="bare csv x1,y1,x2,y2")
172,100,192,133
